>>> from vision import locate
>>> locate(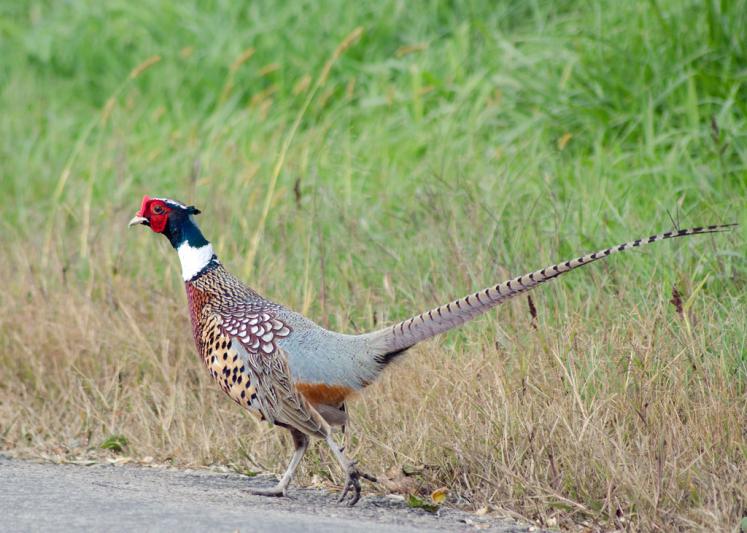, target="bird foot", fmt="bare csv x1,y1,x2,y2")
337,461,377,507
249,483,288,497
